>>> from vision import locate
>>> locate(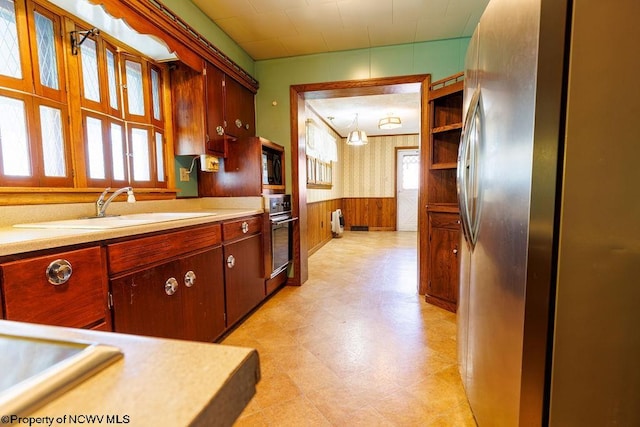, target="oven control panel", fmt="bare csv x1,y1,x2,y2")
266,194,291,215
